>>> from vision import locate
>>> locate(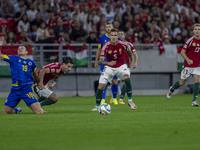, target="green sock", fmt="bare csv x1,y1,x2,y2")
37,97,44,102
120,85,126,100
193,83,200,101
124,78,132,98
171,81,180,92
96,88,104,106
40,99,55,107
